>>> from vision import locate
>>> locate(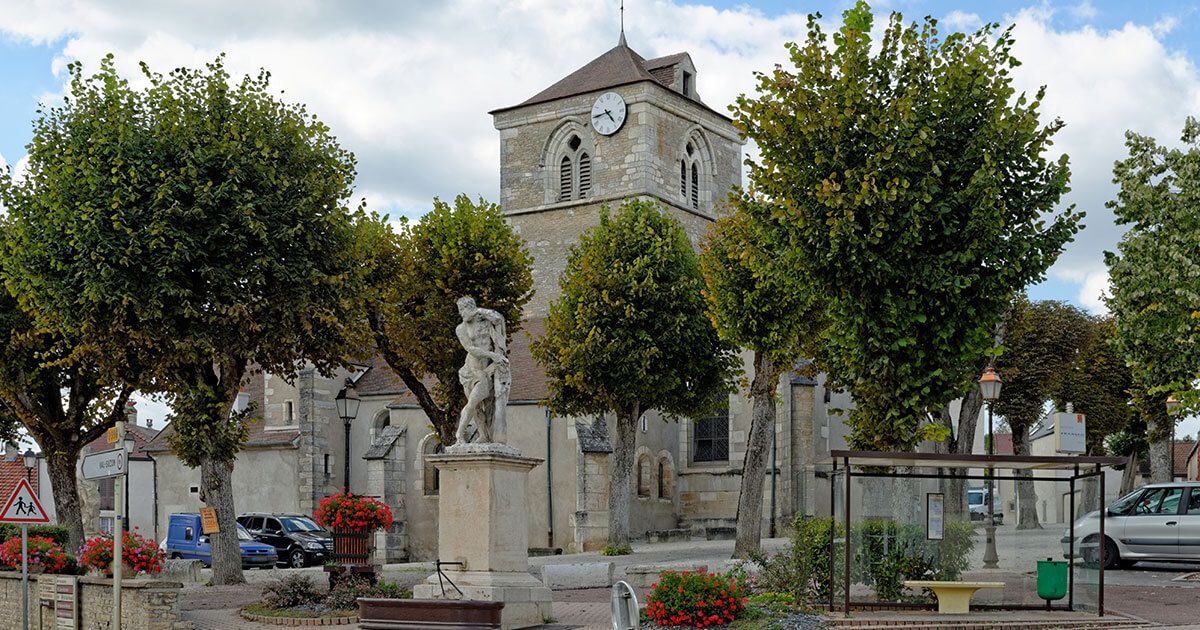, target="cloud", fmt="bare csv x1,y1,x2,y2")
1068,1,1098,21
942,10,983,32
